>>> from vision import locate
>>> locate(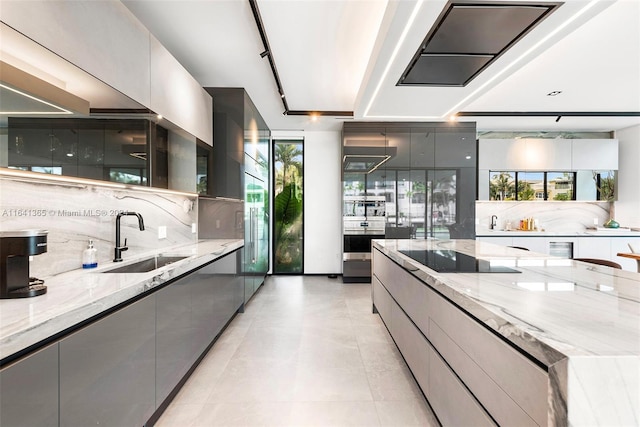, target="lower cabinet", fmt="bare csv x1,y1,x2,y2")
2,249,243,427
157,250,244,407
156,277,194,406
478,236,640,271
0,343,59,427
59,296,156,427
373,248,548,427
